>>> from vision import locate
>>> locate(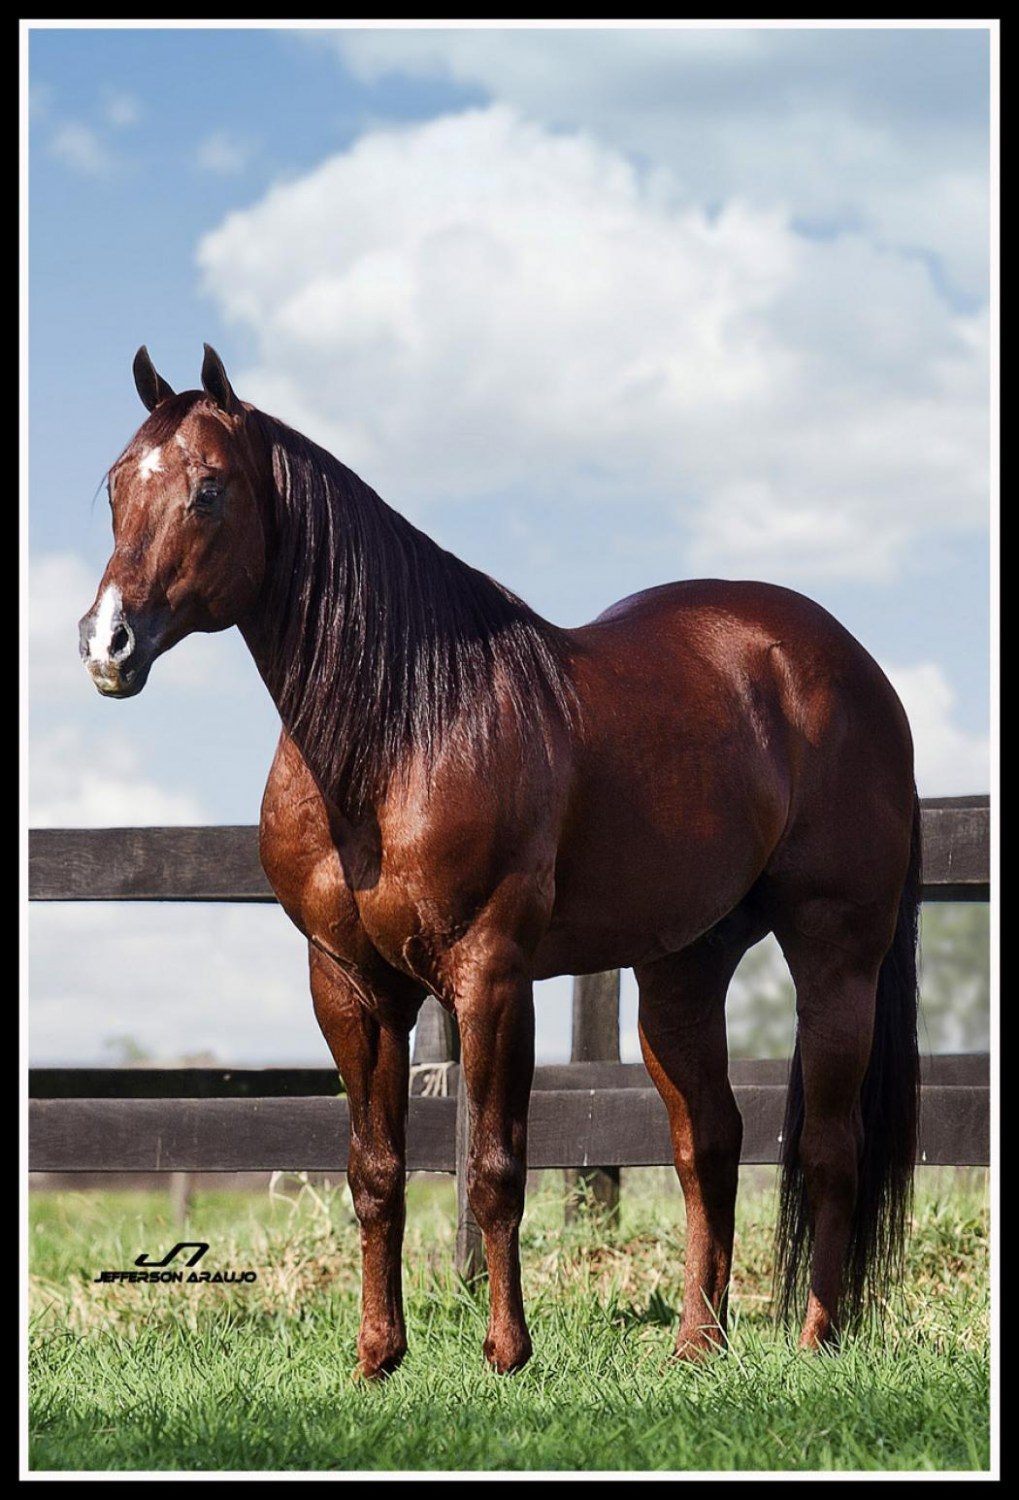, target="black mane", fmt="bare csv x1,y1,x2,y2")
245,408,577,813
